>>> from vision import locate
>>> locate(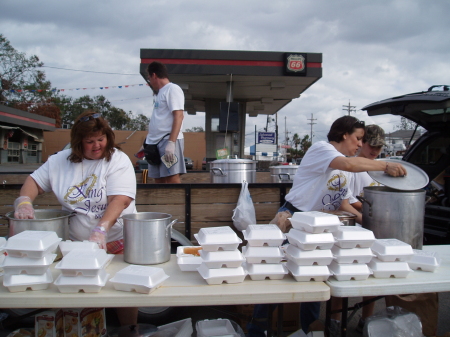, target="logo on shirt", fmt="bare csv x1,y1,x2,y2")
322,172,348,210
